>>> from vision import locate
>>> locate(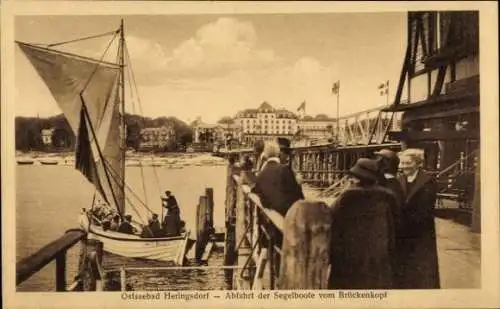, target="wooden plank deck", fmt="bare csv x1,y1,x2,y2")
436,218,481,289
